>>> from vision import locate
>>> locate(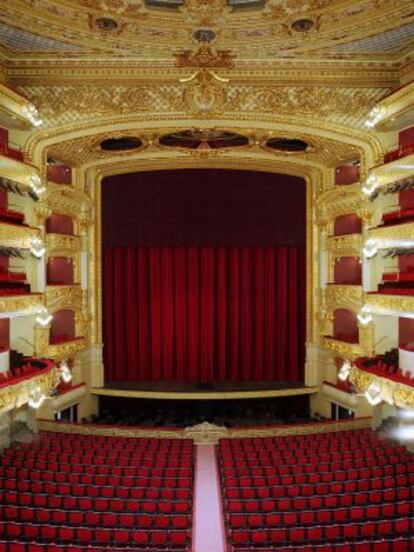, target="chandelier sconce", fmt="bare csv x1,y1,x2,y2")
23,104,43,127
362,174,378,196
29,174,46,196
357,305,373,326
338,360,351,382
35,306,53,327
28,383,46,409
364,381,383,406
29,237,46,259
59,360,73,383
362,238,379,259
